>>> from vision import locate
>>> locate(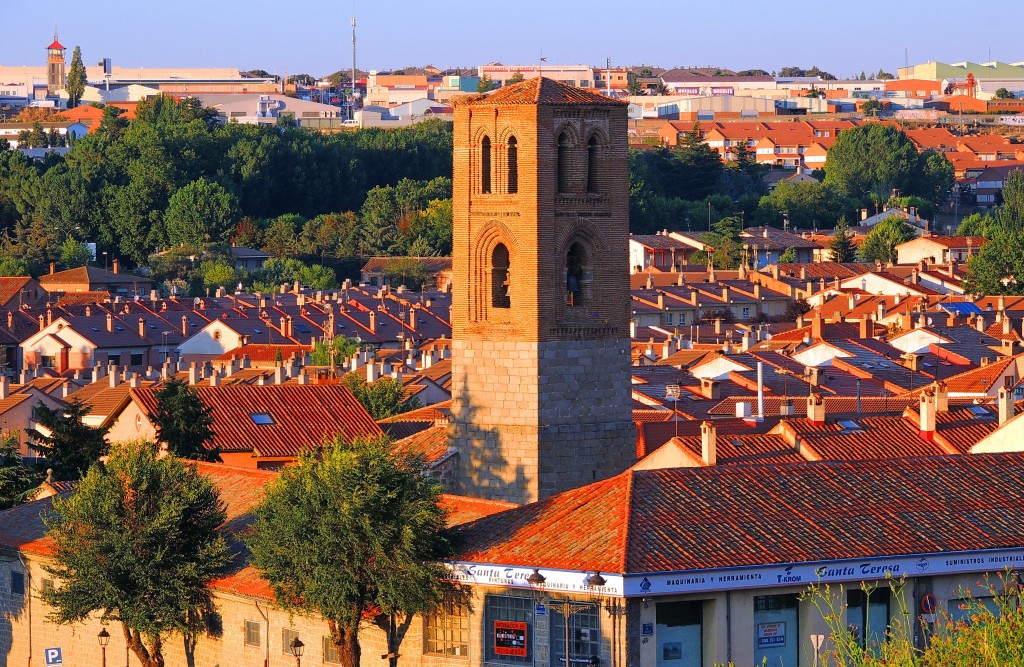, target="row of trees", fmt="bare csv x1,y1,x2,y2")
0,97,453,274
